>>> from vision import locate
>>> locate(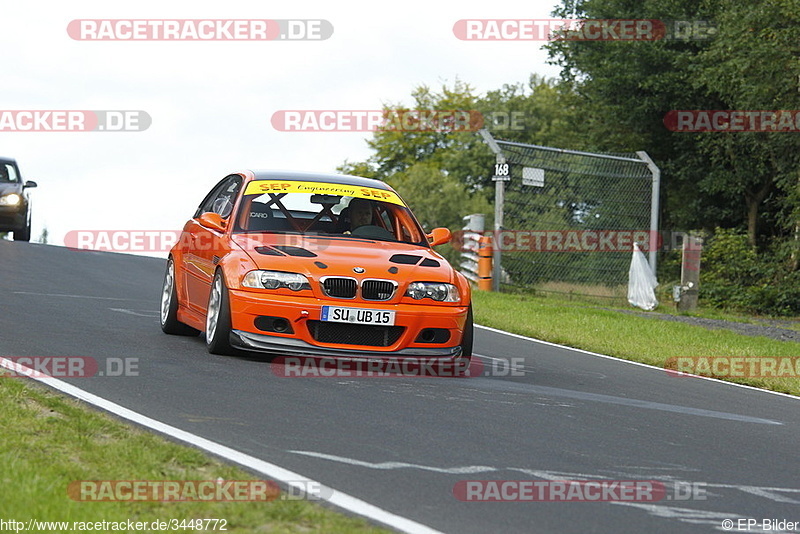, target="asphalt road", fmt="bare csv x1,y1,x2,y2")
1,240,799,533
